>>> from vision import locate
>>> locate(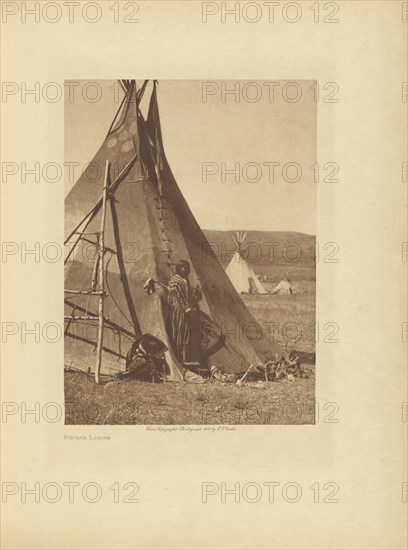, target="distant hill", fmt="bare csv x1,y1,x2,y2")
202,230,316,277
